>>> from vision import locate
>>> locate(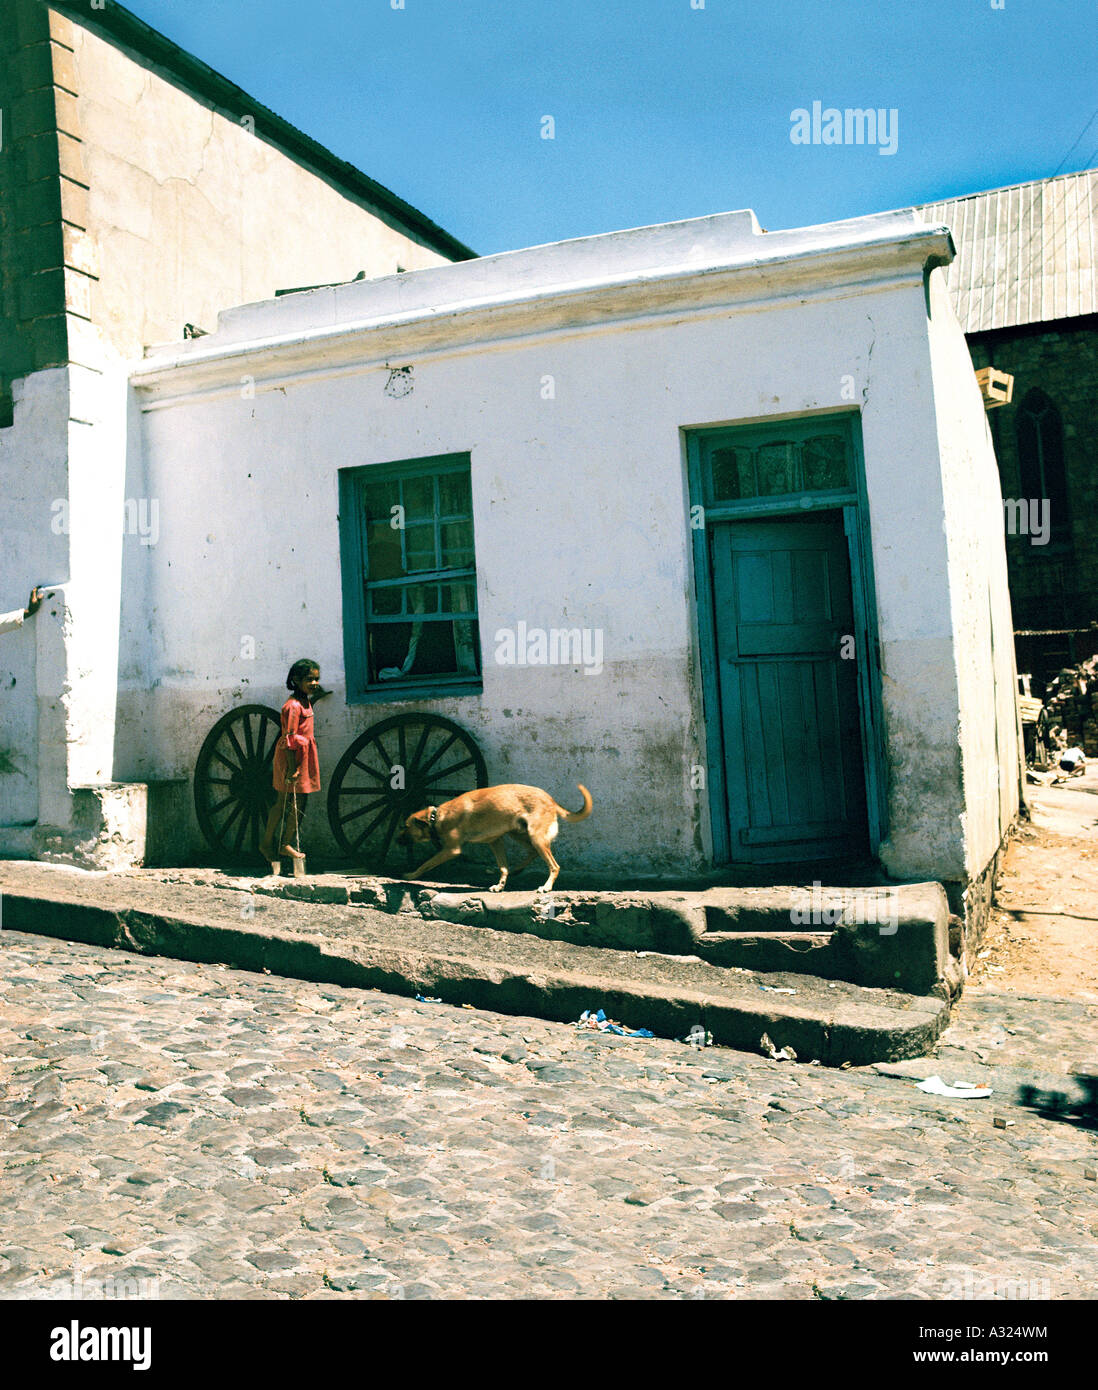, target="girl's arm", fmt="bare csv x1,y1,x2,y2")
283,701,305,779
